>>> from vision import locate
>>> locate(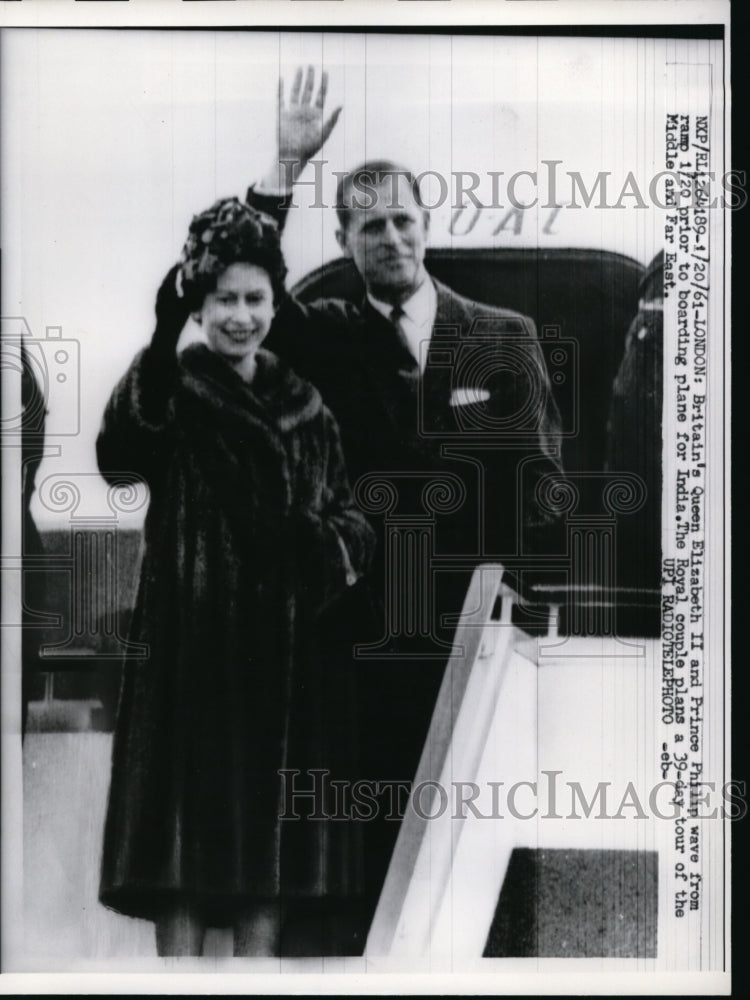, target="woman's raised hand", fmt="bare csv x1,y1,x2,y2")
154,264,192,340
